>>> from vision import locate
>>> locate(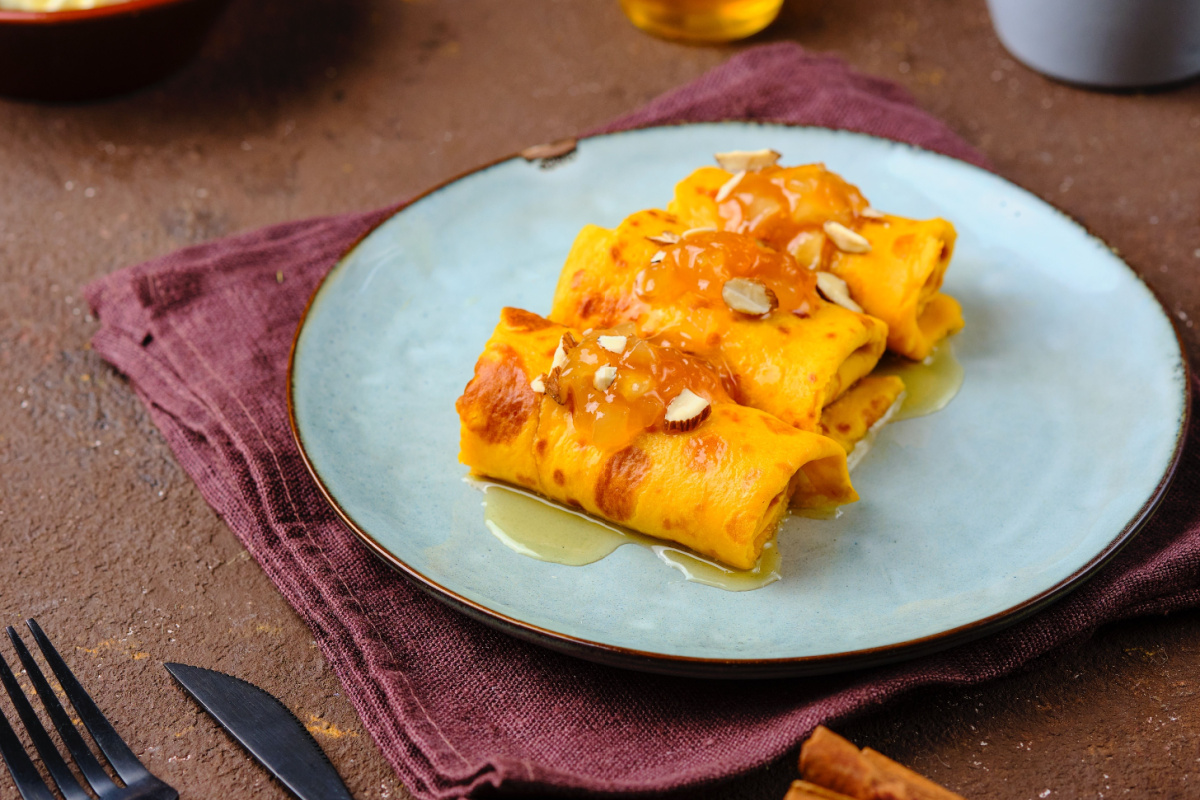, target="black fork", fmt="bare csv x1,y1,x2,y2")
0,619,177,800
